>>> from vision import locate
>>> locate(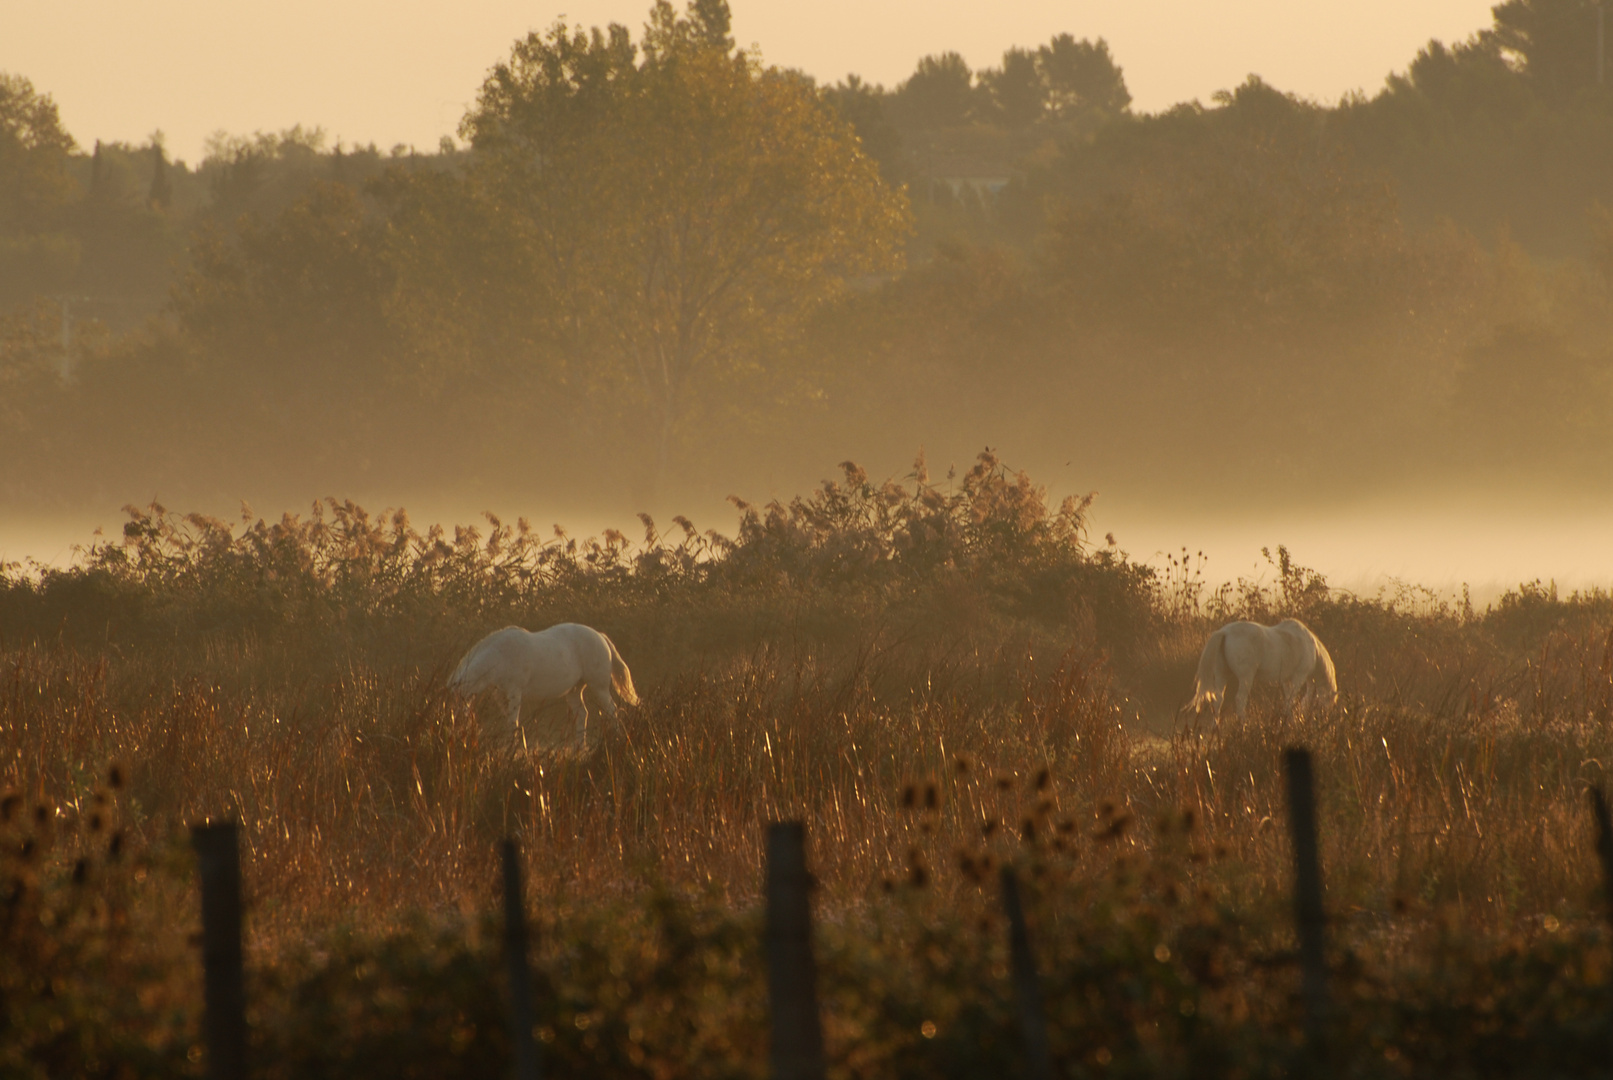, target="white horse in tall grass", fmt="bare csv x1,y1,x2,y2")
1184,618,1337,720
448,623,639,746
